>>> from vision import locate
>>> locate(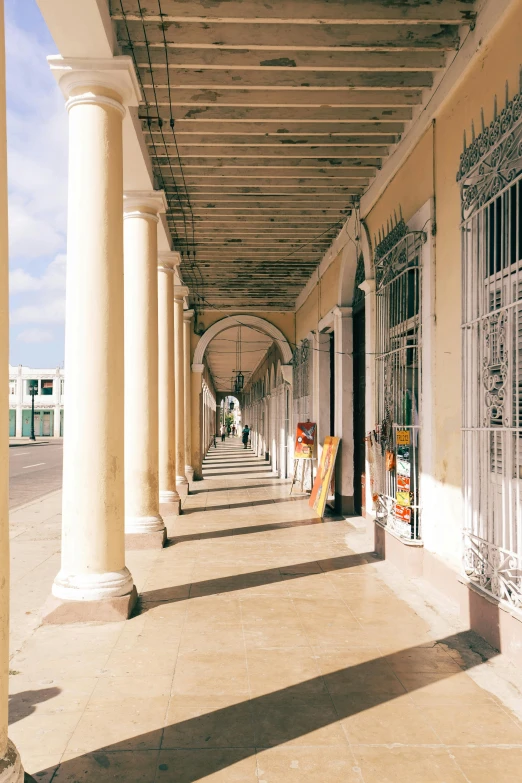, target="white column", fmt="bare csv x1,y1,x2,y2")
47,57,140,620
53,370,61,438
270,394,278,473
123,191,166,545
334,306,355,515
15,367,22,437
174,286,189,490
202,389,207,455
359,280,377,516
191,363,204,478
157,252,181,513
0,0,24,775
183,310,194,482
